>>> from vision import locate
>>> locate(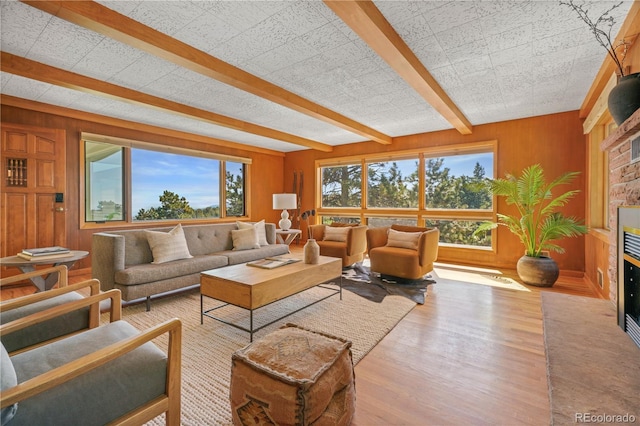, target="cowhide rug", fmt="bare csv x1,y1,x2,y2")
340,263,436,305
